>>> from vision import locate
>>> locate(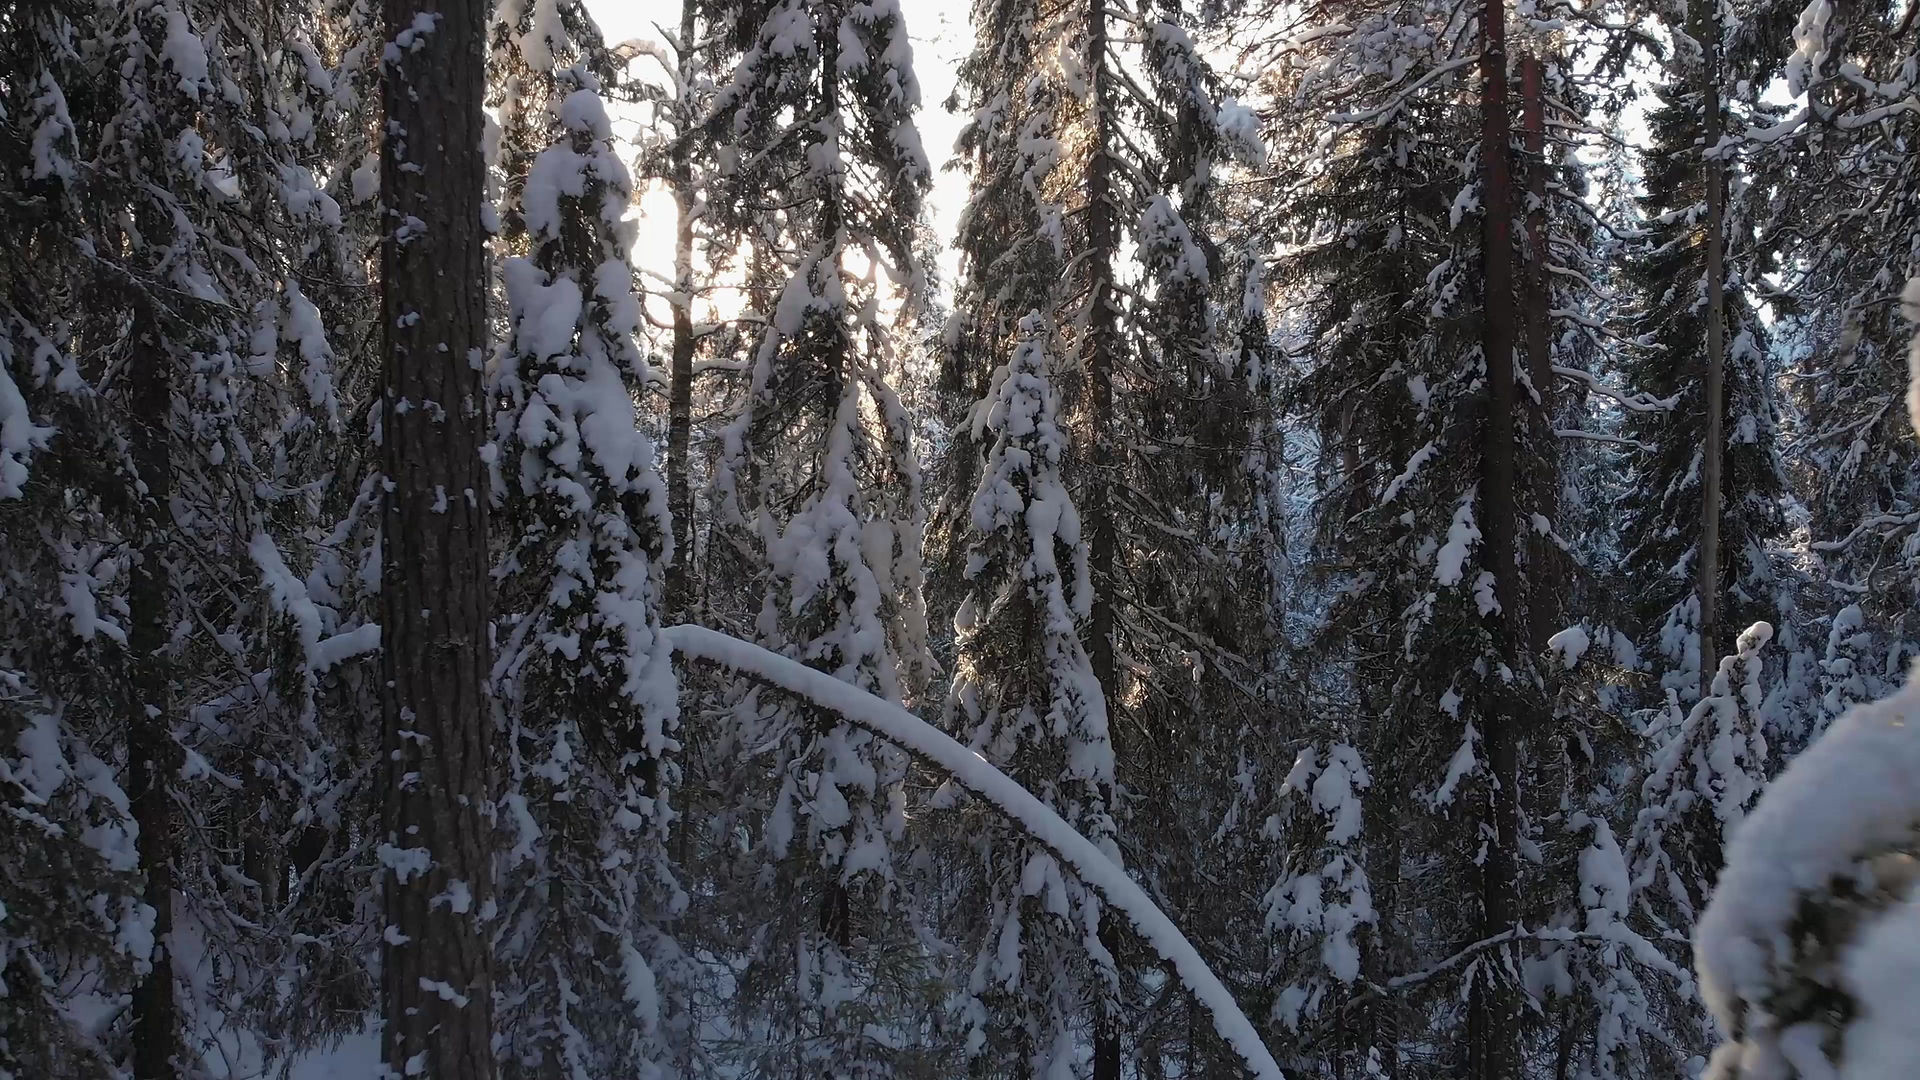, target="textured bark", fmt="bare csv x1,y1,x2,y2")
127,296,179,1080
1522,55,1558,653
1471,4,1522,1079
1092,916,1123,1080
1697,0,1727,694
1084,0,1122,1075
377,0,496,1073
664,0,698,623
1355,683,1402,1080
1521,58,1552,409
